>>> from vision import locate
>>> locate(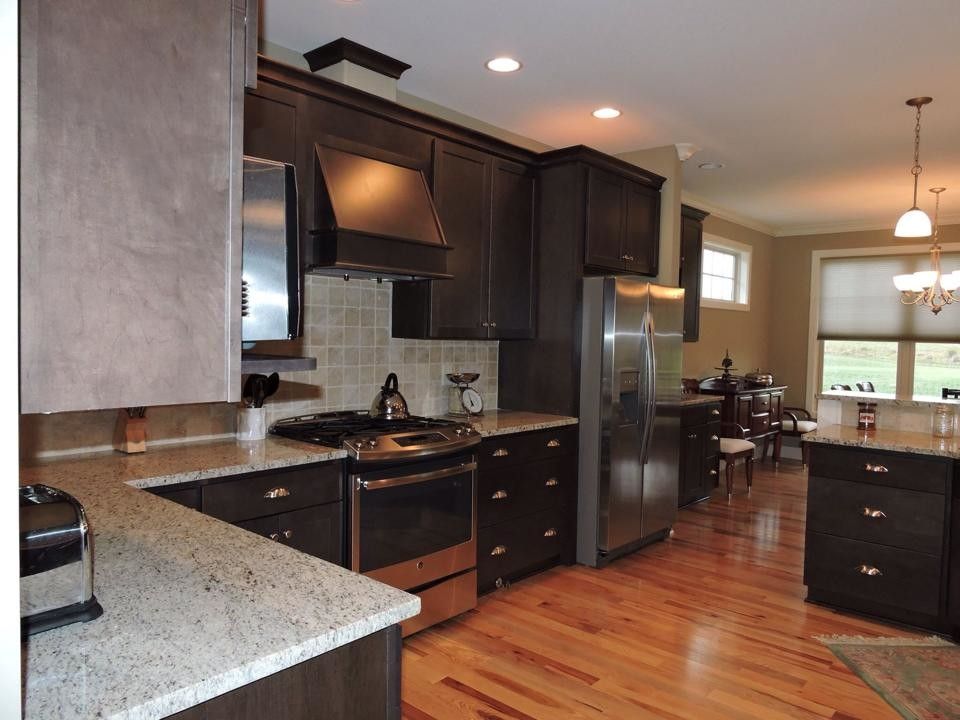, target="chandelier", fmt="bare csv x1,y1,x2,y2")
894,97,934,237
893,188,959,314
